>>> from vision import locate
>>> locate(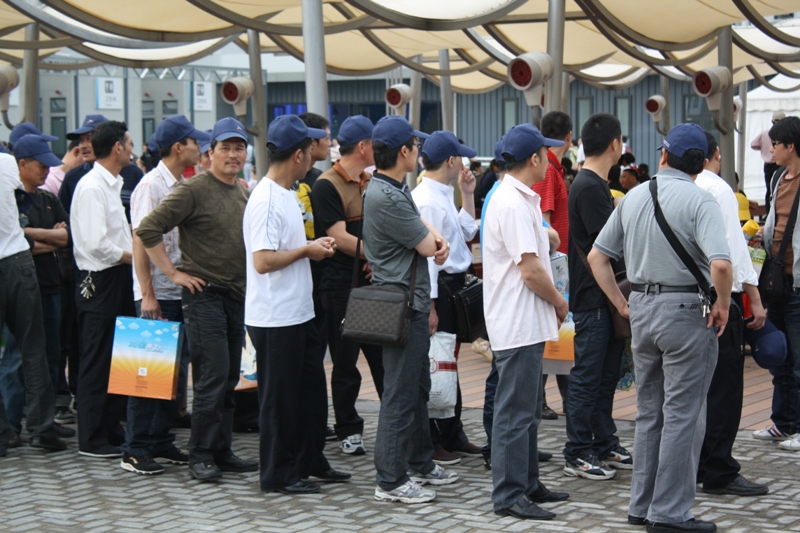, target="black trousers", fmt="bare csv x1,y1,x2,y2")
59,263,79,405
429,272,469,452
323,284,384,439
75,264,135,452
698,295,744,489
249,321,330,489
